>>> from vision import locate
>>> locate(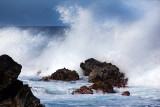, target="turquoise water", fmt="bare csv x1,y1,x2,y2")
19,76,160,107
